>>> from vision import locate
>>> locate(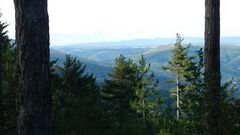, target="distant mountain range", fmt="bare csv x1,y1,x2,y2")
51,36,240,49
50,37,240,90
